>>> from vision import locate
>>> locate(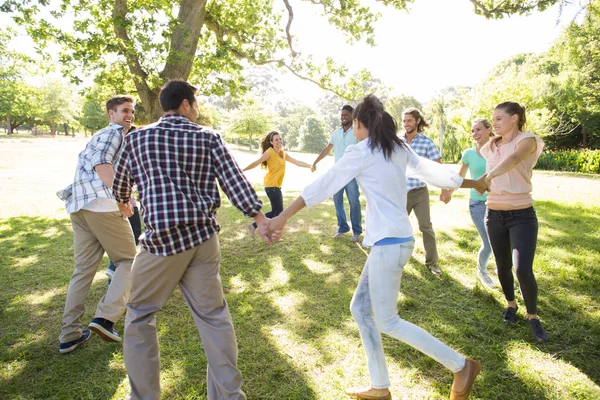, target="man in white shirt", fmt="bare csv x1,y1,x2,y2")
56,96,137,353
312,105,363,242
